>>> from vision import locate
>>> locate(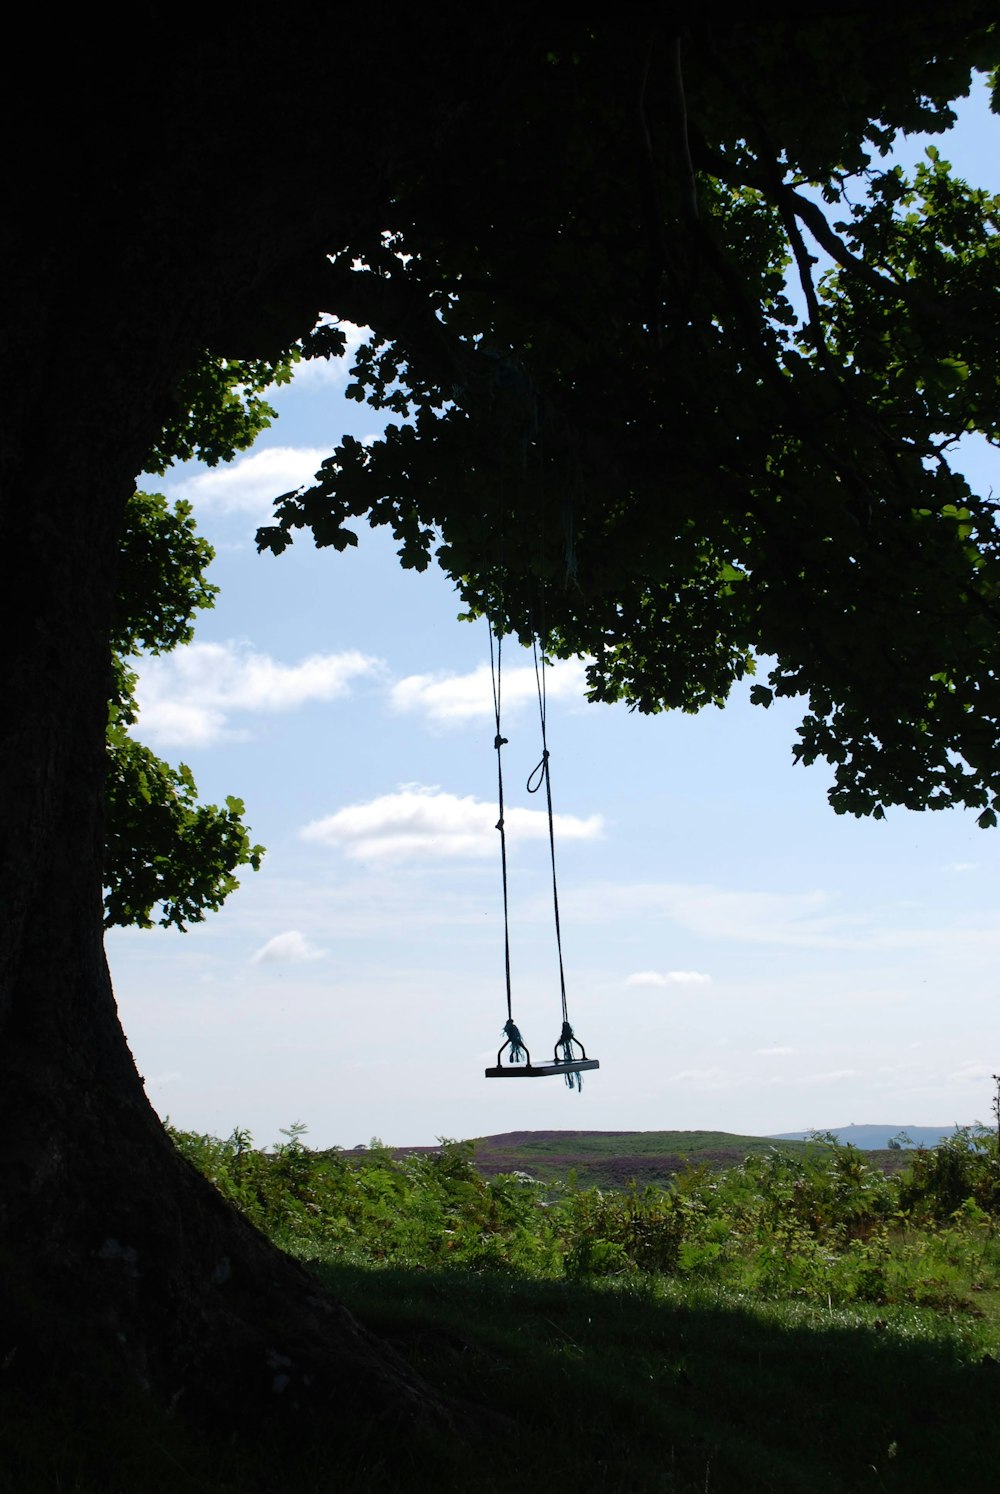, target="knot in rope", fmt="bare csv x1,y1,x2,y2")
503,1019,527,1064
494,733,508,750
557,1020,583,1091
526,748,550,795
